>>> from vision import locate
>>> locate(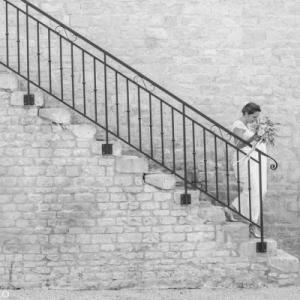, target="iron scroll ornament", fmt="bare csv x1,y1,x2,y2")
55,25,78,42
